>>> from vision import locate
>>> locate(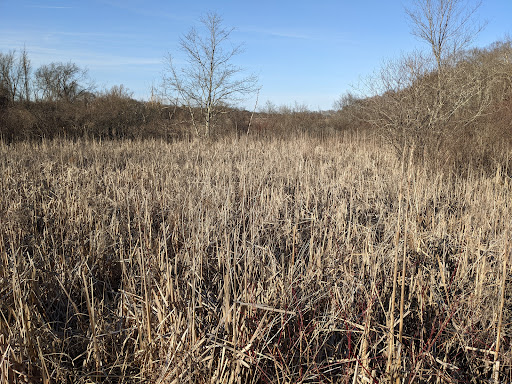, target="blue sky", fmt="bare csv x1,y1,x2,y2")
1,1,511,110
